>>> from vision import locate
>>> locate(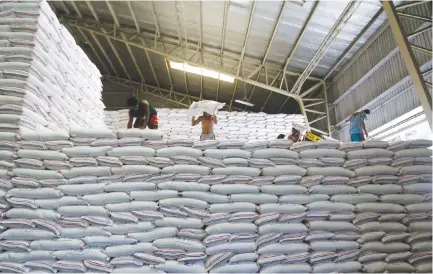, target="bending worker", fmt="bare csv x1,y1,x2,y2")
192,112,217,141
126,97,158,129
346,109,370,142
